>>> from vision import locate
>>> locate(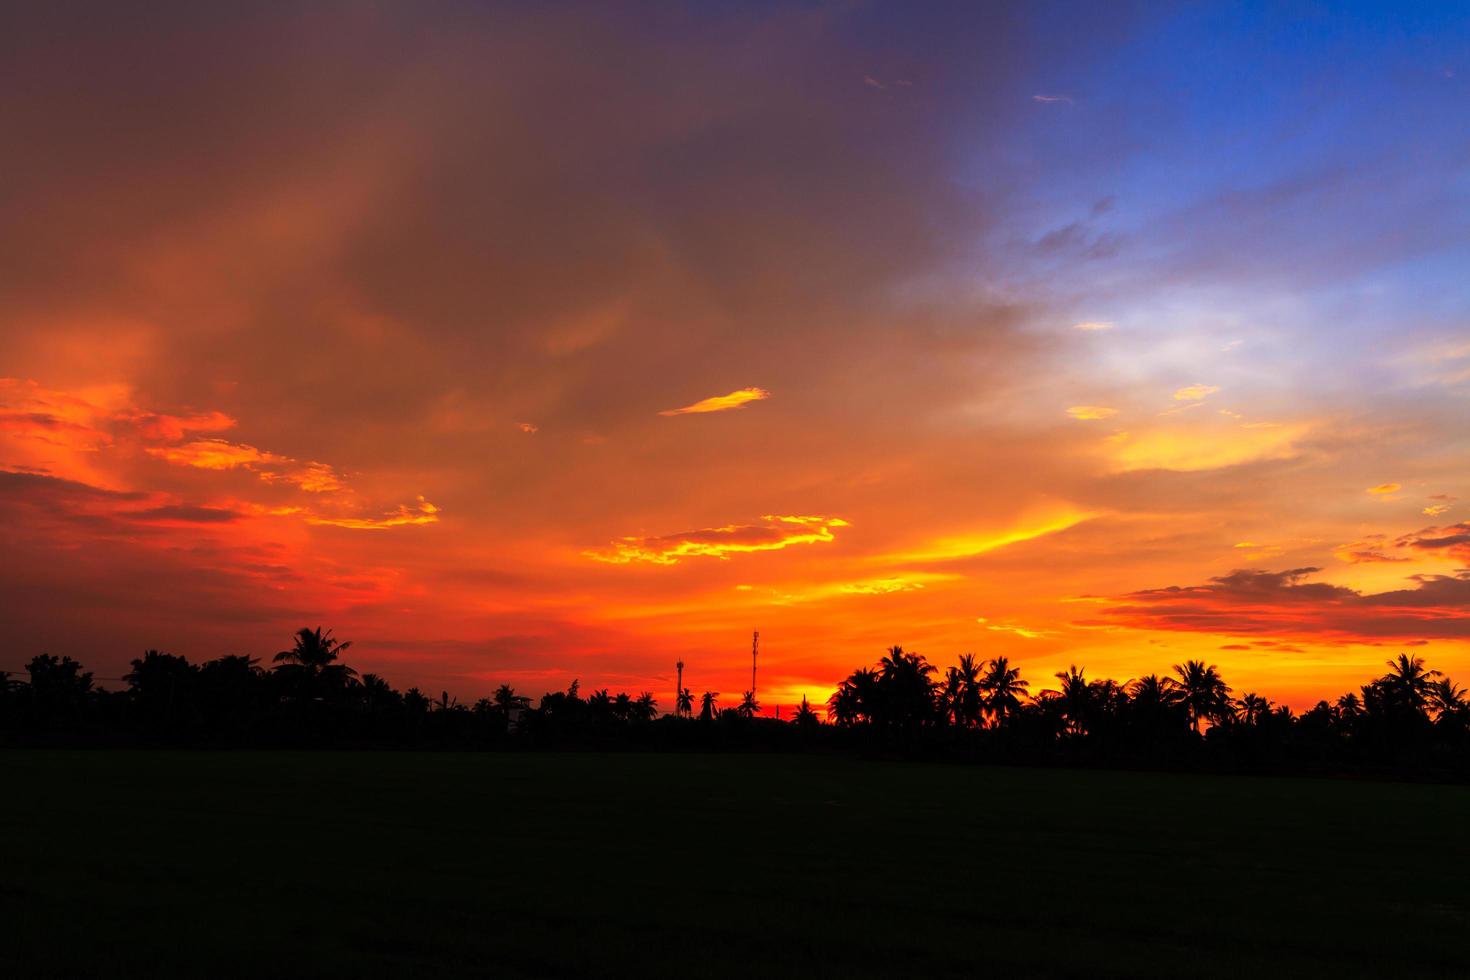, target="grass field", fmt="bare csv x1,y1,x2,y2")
3,751,1469,978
